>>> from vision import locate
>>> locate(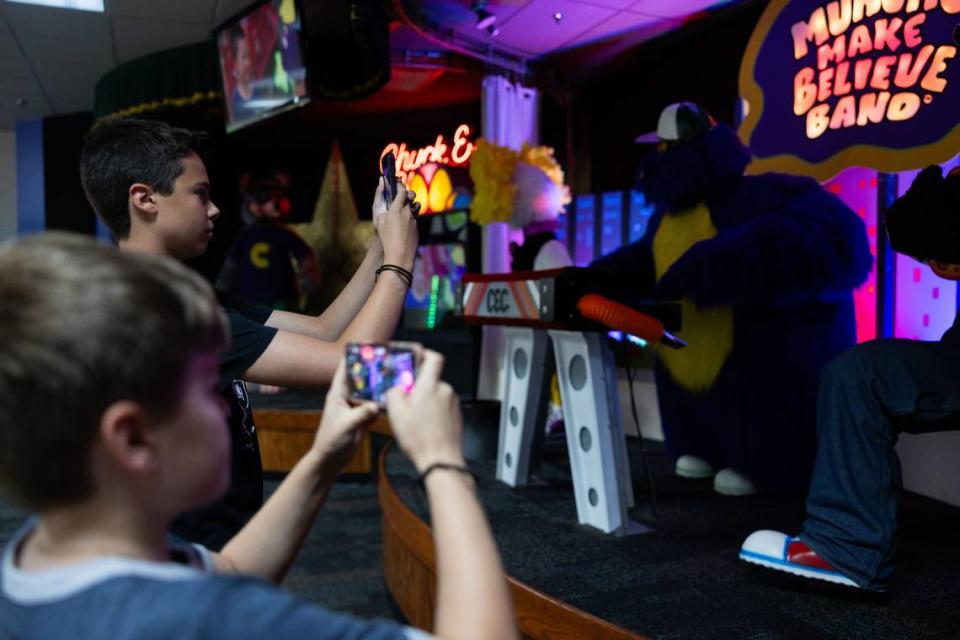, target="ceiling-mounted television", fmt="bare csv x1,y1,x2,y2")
215,0,309,133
